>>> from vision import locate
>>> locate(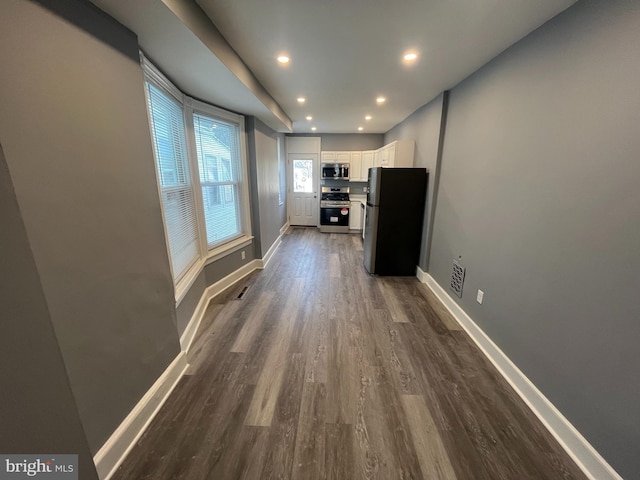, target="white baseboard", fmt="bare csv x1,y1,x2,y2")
417,269,622,480
93,352,189,480
262,236,282,269
416,264,428,283
180,259,261,352
178,279,210,352
280,222,290,235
